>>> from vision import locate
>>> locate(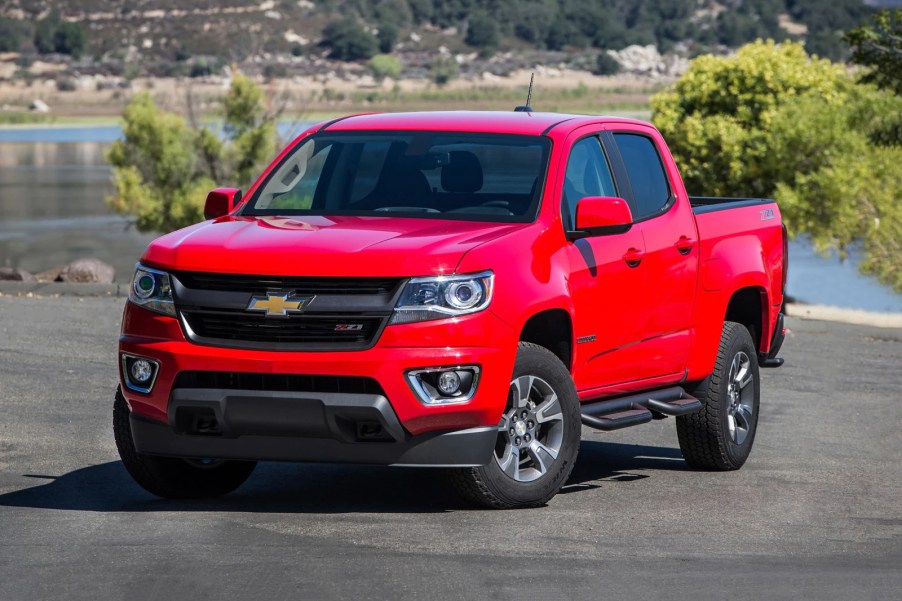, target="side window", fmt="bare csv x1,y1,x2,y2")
561,136,616,230
613,133,670,220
